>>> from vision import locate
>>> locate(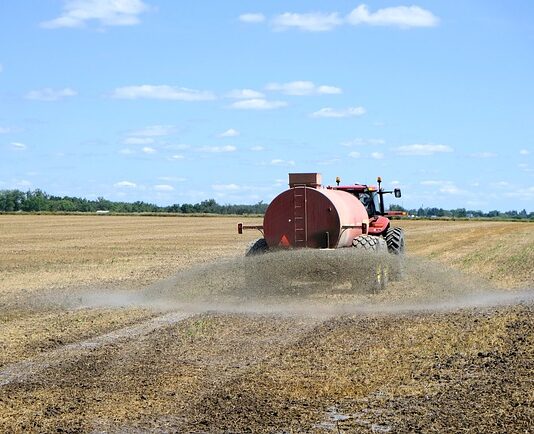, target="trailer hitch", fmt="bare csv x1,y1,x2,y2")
238,223,264,236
